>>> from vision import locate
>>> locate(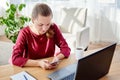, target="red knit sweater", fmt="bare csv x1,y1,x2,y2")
11,23,70,67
